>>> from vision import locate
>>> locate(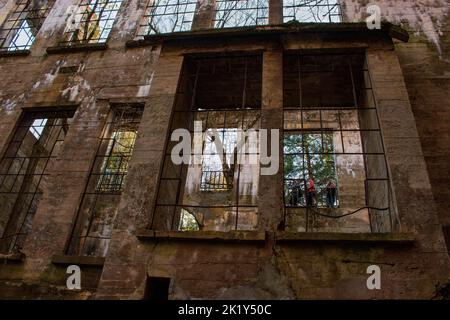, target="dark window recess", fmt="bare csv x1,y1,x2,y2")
59,66,80,74
66,104,143,258
144,277,170,300
443,225,450,256
0,109,75,254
